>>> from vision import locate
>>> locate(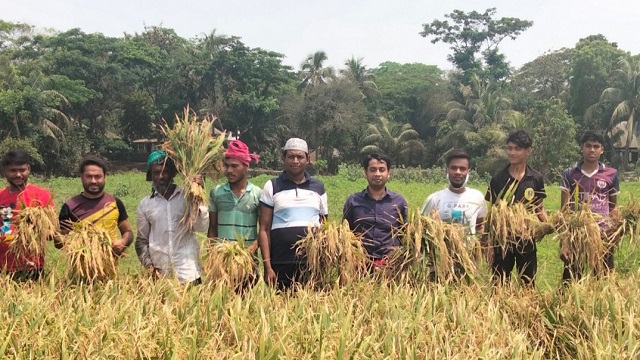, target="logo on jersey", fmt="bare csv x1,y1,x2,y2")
597,180,607,189
524,188,535,201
